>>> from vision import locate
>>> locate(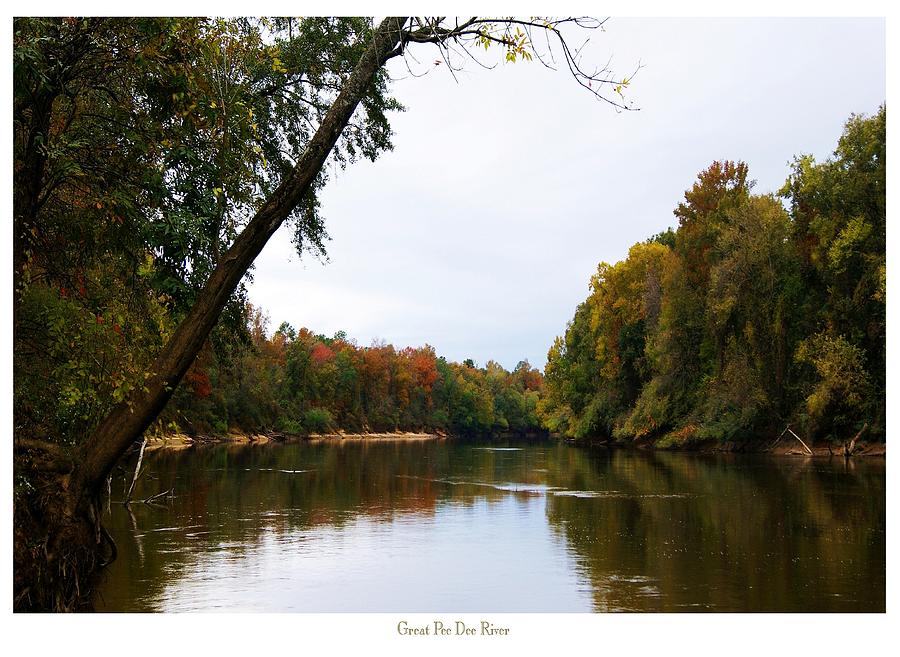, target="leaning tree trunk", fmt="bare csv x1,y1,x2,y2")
15,16,408,612
71,16,408,501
